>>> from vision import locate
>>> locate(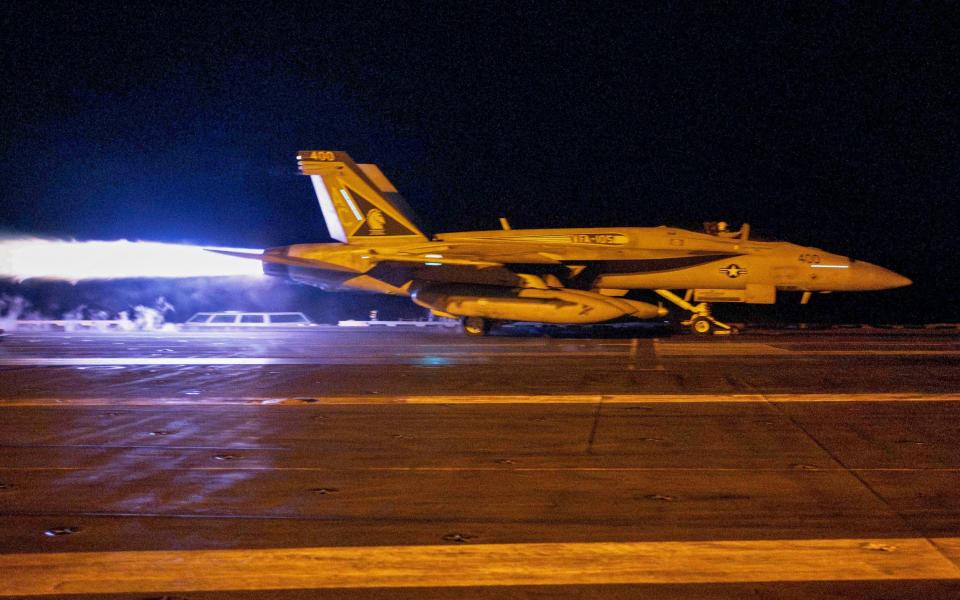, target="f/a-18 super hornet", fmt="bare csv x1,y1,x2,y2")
216,151,911,335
